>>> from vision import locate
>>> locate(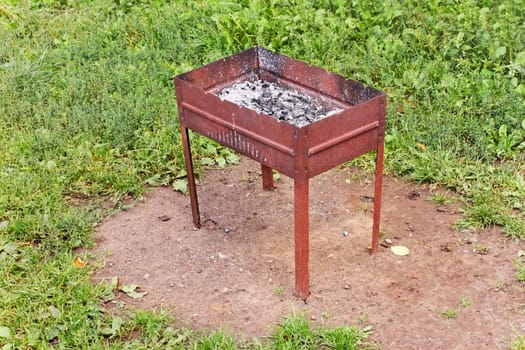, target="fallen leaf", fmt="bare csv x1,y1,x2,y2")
126,290,147,299
225,152,240,165
47,327,60,342
173,178,188,194
111,276,119,290
2,242,17,254
74,257,85,268
48,305,60,318
391,245,410,256
120,284,138,293
120,284,147,299
0,326,11,338
216,156,227,168
416,142,426,151
100,327,115,337
100,317,123,337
